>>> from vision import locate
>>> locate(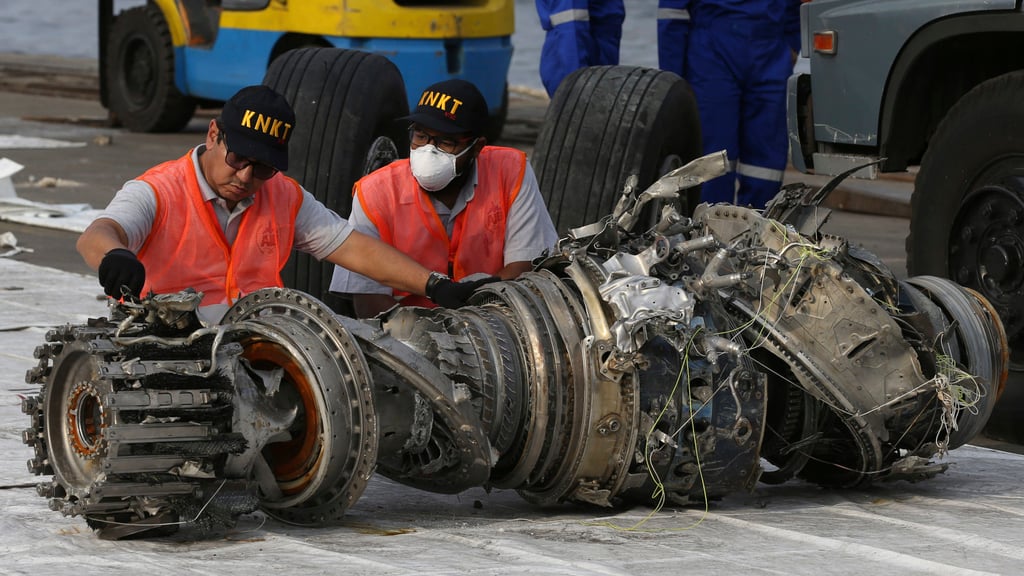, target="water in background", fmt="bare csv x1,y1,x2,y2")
0,0,659,93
